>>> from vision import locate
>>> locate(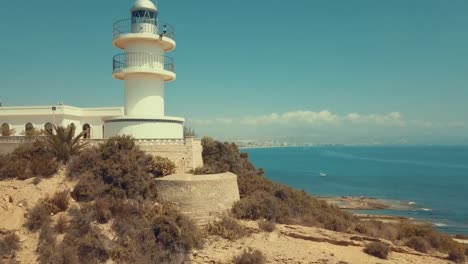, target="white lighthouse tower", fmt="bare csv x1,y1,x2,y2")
104,0,184,139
